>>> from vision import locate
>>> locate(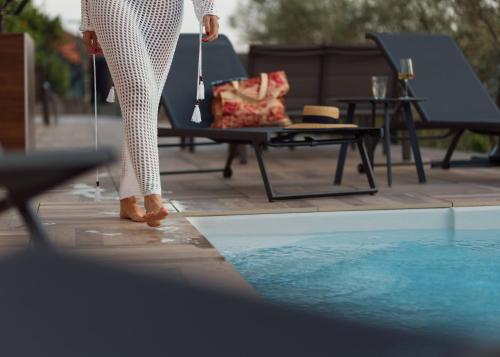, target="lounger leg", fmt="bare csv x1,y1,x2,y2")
368,101,377,165
334,143,349,186
189,137,195,153
253,139,378,202
238,145,248,165
252,142,275,202
383,101,393,186
223,144,239,178
403,102,427,183
357,139,377,190
17,201,52,250
334,103,357,185
431,130,464,169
